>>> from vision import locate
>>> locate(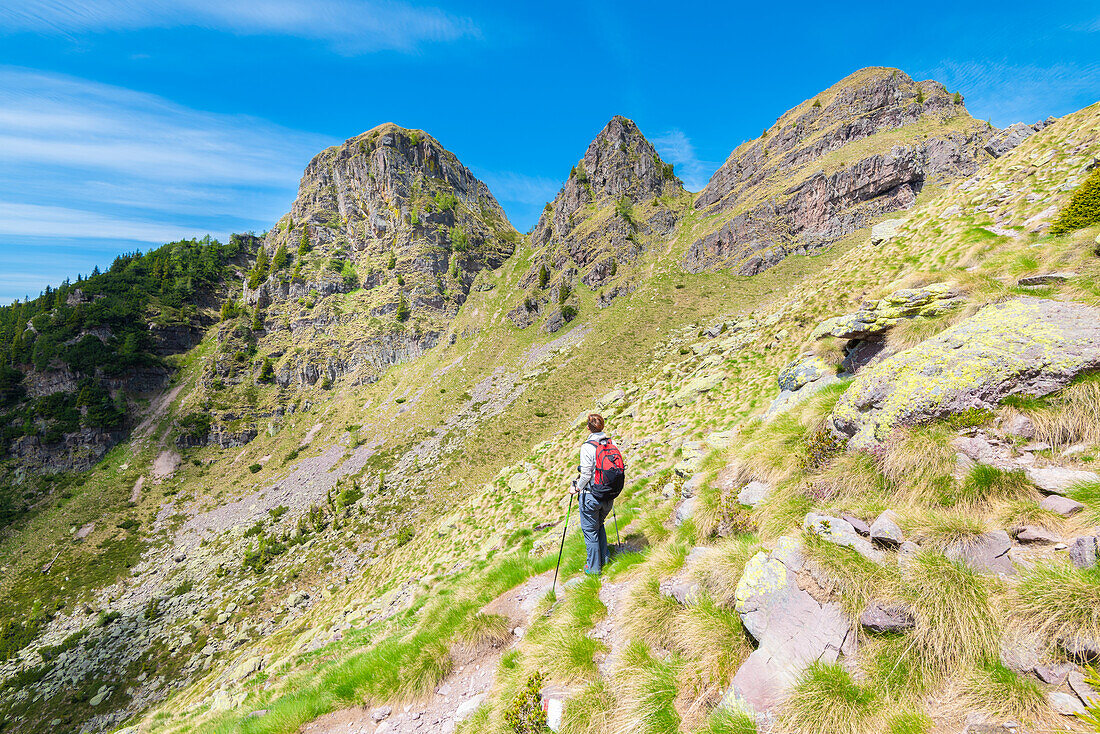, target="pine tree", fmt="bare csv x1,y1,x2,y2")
395,295,410,322
273,243,289,270
259,358,274,382
538,264,549,289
